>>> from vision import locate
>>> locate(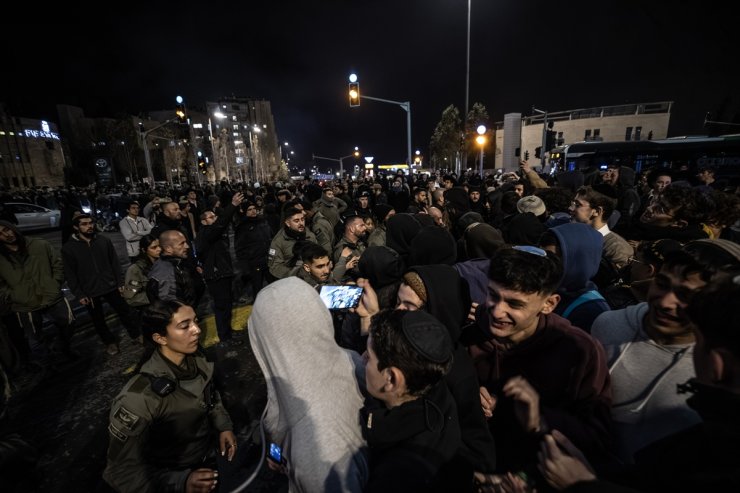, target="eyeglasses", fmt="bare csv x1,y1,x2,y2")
628,256,648,266
570,200,591,209
513,245,548,257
